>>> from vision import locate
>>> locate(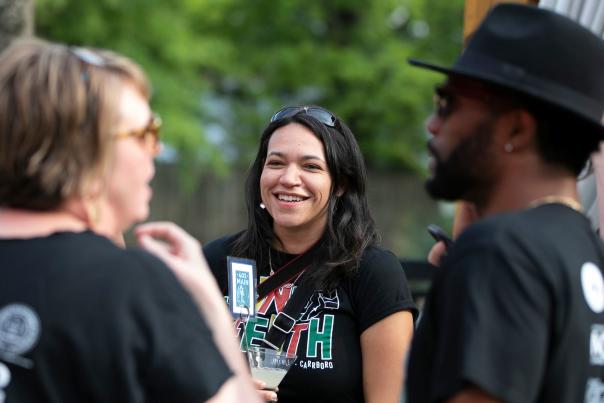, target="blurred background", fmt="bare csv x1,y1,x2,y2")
4,0,466,261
